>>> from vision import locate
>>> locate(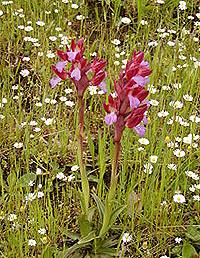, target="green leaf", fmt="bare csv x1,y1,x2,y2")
79,214,93,237
97,247,116,256
92,193,105,222
182,242,198,258
109,205,126,228
78,230,96,245
186,226,200,242
59,242,90,258
7,172,17,188
66,231,80,241
42,247,54,258
17,173,36,187
59,231,95,258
